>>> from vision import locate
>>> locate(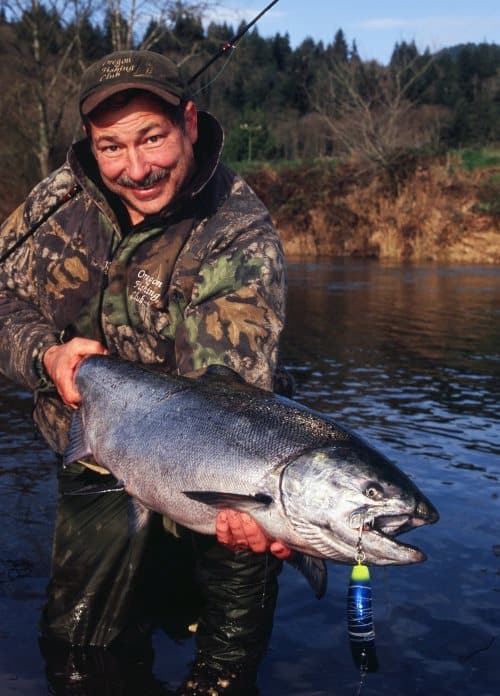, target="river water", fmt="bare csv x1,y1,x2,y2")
0,259,499,695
